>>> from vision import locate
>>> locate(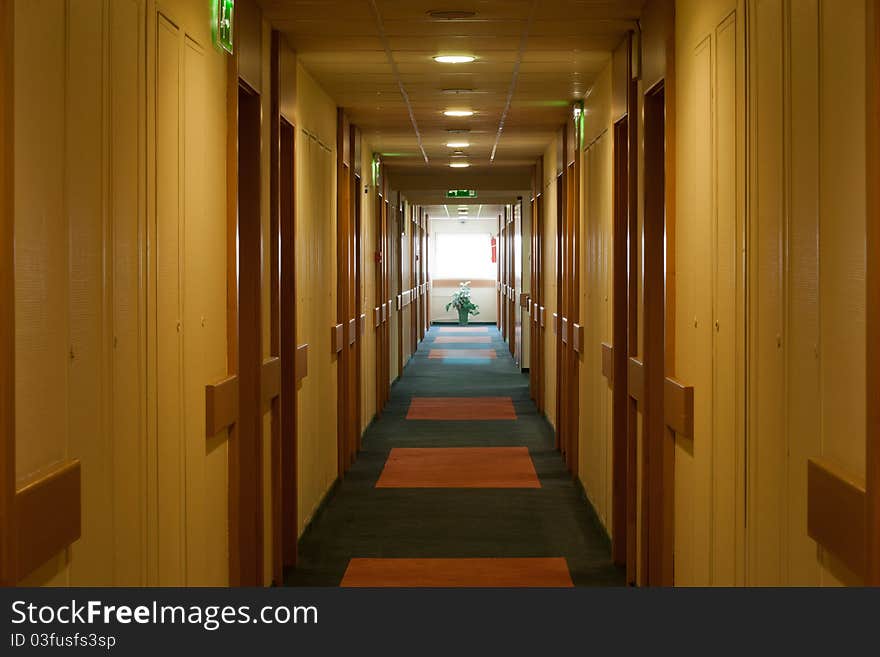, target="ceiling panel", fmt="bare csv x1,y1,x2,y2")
260,0,638,186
